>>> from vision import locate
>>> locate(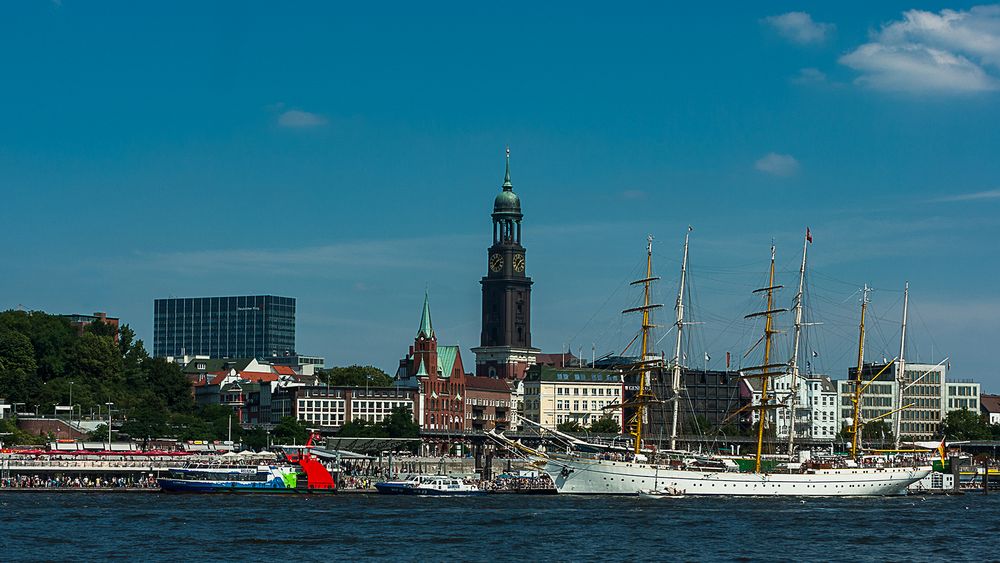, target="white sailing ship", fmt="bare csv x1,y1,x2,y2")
507,230,931,496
